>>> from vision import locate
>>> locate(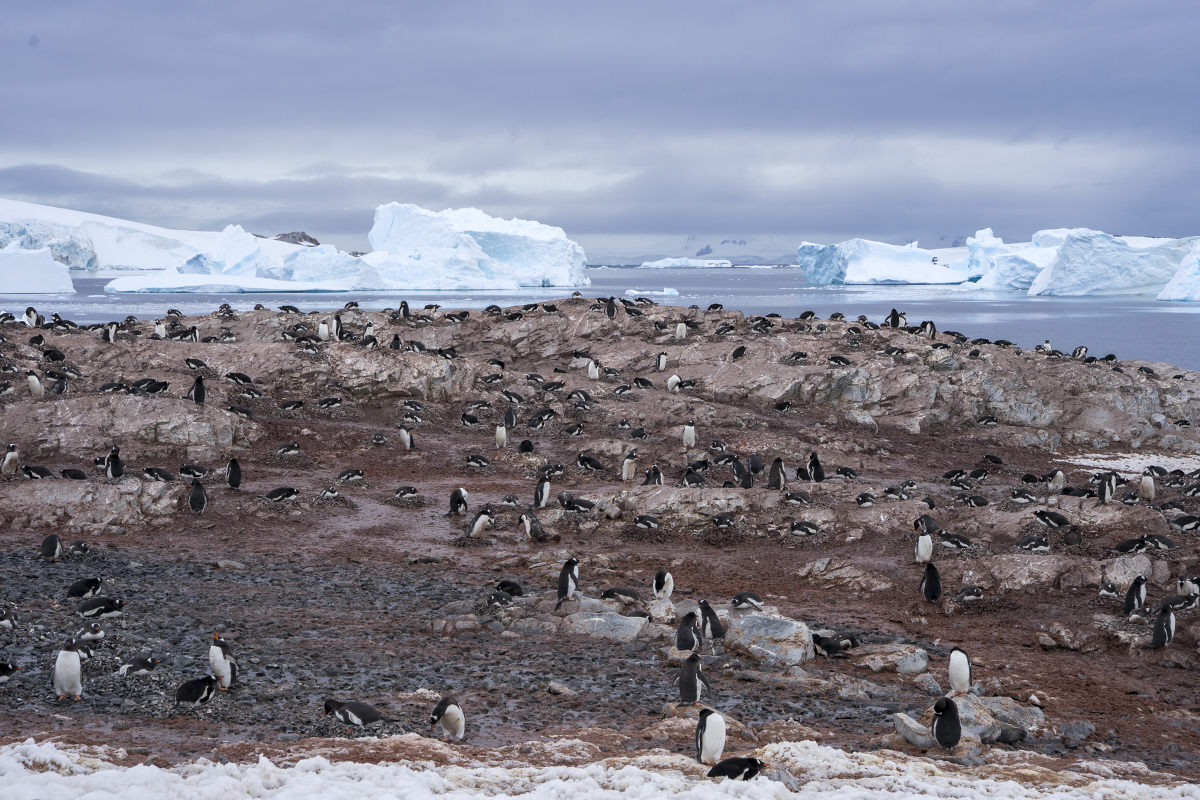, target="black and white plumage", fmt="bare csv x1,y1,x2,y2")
534,476,551,509
1124,576,1147,614
695,708,726,765
430,696,466,740
263,487,299,502
186,376,206,405
0,443,18,476
104,446,124,480
948,647,972,696
324,698,385,726
67,577,104,598
931,697,962,750
921,562,942,603
209,634,238,690
41,534,63,562
52,639,83,700
633,513,659,529
1147,606,1175,649
555,557,580,610
767,457,787,490
620,450,639,482
517,511,546,542
643,465,663,485
653,569,674,600
697,599,725,642
675,611,703,652
188,480,208,515
915,534,933,564
468,505,494,538
806,452,824,483
175,675,219,707
0,609,17,630
731,591,763,611
677,652,711,704
1018,535,1049,554
706,757,765,781
396,426,415,451
226,458,241,490
1034,509,1069,528
117,656,163,676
